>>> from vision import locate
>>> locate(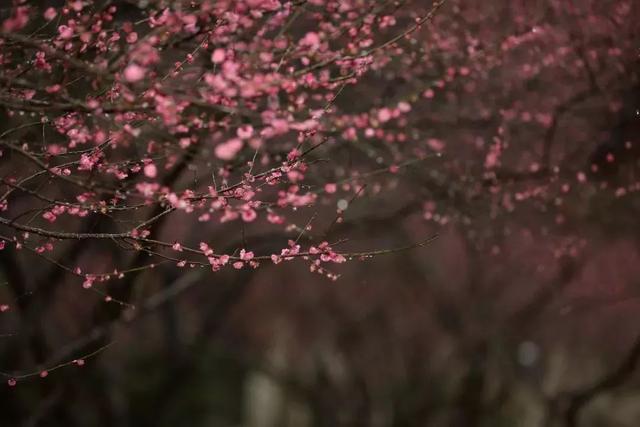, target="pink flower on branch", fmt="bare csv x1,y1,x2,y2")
124,64,146,82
